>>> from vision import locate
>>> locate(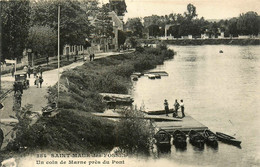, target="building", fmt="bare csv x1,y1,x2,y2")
109,11,124,50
